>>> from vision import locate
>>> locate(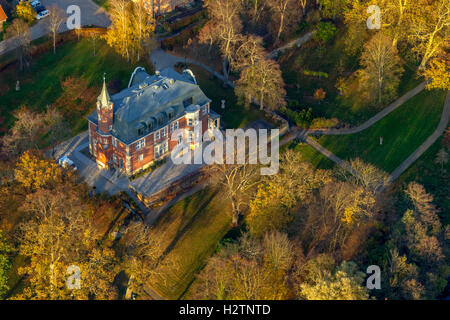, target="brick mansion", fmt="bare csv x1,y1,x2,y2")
87,67,220,175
